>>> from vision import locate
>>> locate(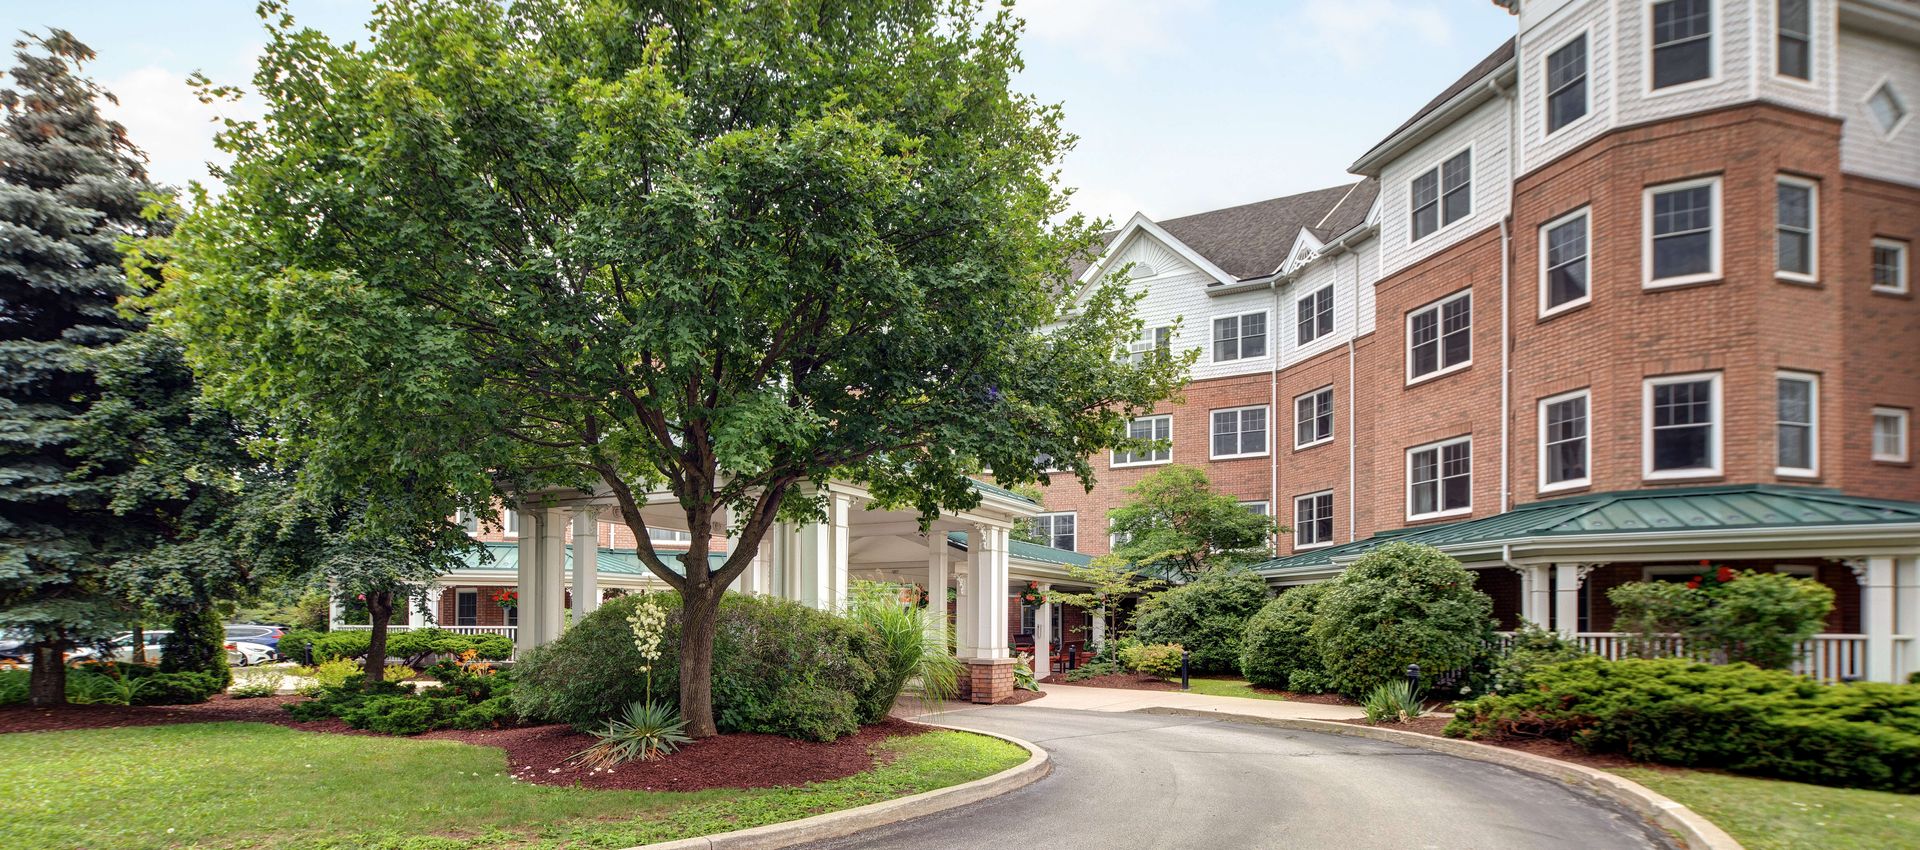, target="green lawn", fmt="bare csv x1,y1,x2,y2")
0,722,1026,850
1614,767,1920,850
1172,676,1289,701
